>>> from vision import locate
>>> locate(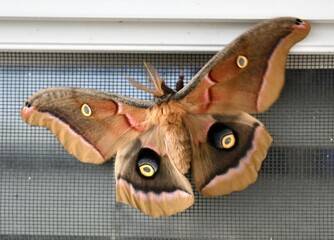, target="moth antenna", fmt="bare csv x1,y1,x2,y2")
129,62,175,97
128,77,160,96
143,62,164,96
